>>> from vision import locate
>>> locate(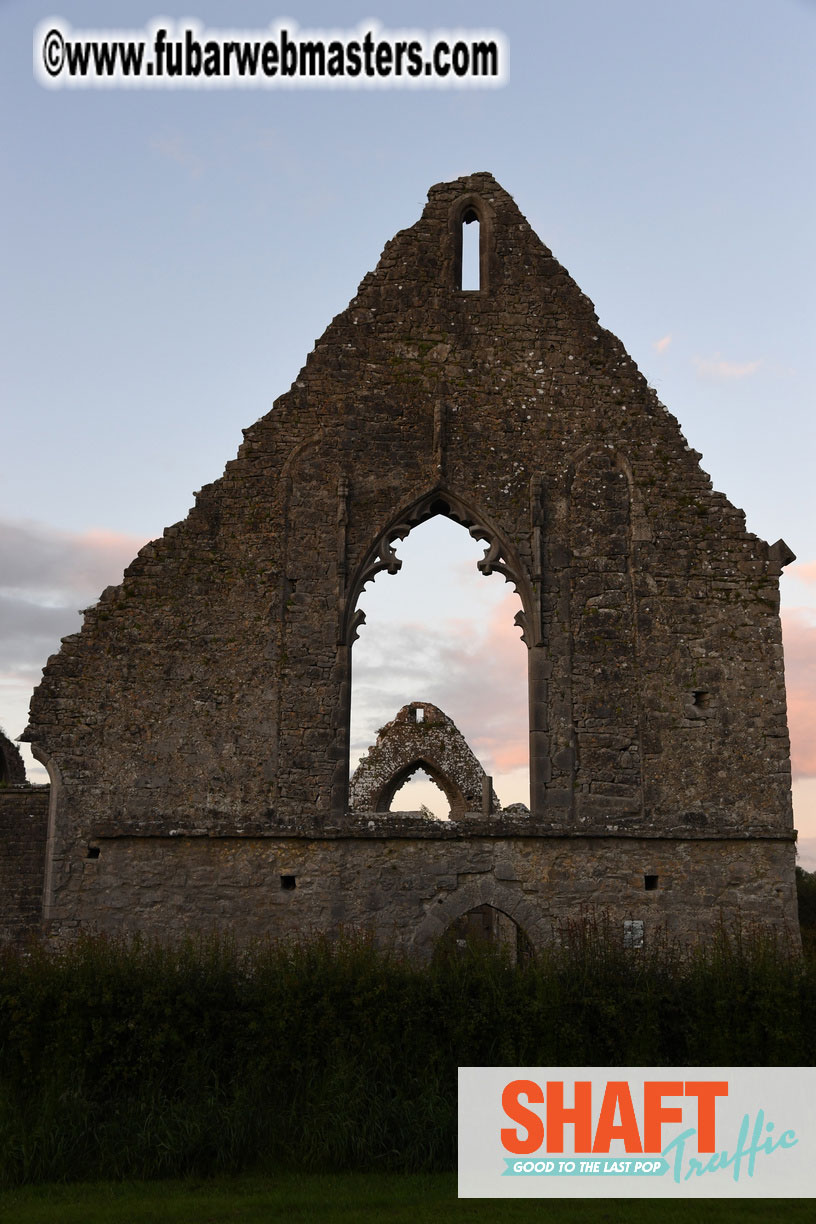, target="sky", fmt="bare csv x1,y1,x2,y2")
1,1,814,855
